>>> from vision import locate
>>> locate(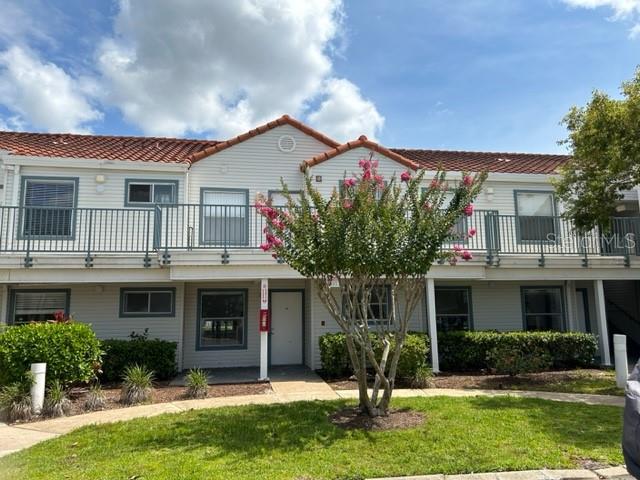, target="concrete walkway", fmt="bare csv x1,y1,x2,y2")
370,466,631,480
0,379,624,459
